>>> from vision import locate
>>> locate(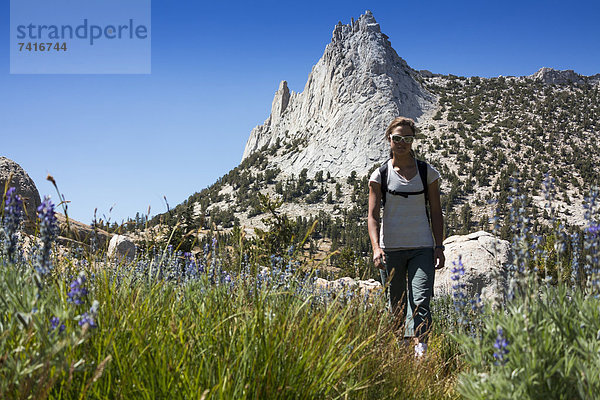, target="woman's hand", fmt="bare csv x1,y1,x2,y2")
434,248,445,269
373,247,386,270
